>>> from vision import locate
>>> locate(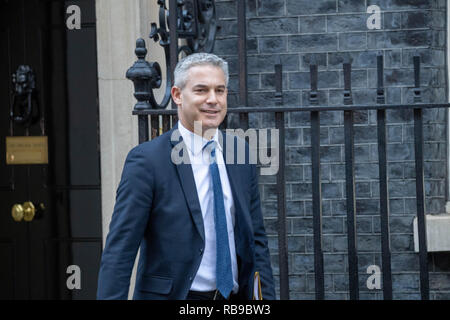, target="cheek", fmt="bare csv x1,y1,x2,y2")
180,97,201,115
221,98,227,108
